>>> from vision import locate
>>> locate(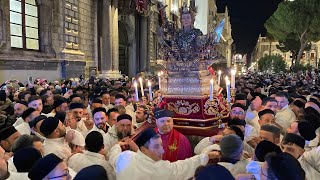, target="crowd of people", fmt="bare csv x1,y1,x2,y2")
0,69,319,180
